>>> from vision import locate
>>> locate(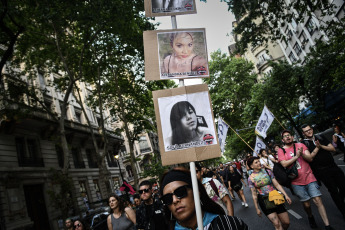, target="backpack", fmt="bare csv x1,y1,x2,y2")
273,144,298,188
